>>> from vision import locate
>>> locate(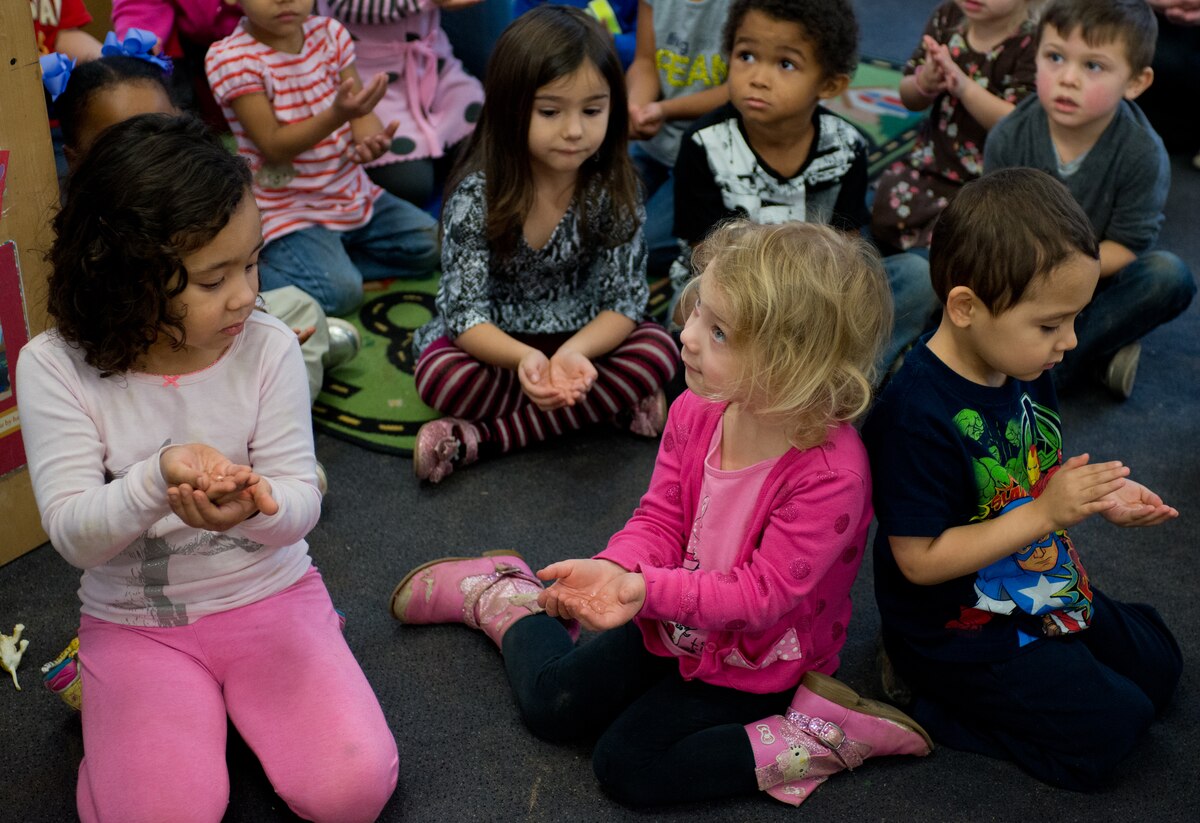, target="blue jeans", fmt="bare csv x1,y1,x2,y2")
630,144,681,281
258,192,438,316
501,617,792,807
881,252,939,373
885,589,1181,791
1057,250,1196,387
